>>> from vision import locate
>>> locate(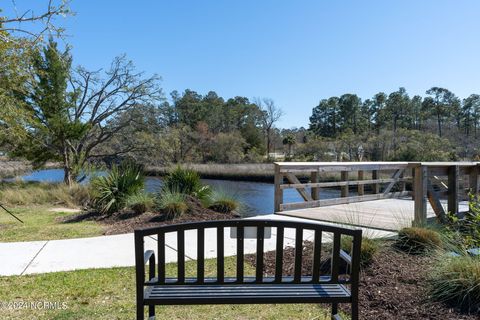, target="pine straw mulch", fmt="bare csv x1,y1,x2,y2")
245,241,478,320
59,196,238,235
